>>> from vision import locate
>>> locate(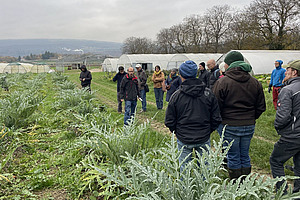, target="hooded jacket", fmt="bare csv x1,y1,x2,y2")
198,69,210,88
120,74,140,101
165,75,182,102
79,66,92,87
213,61,266,126
270,60,286,87
165,78,222,144
209,65,220,89
113,72,127,92
152,71,165,88
275,77,300,144
136,69,147,90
